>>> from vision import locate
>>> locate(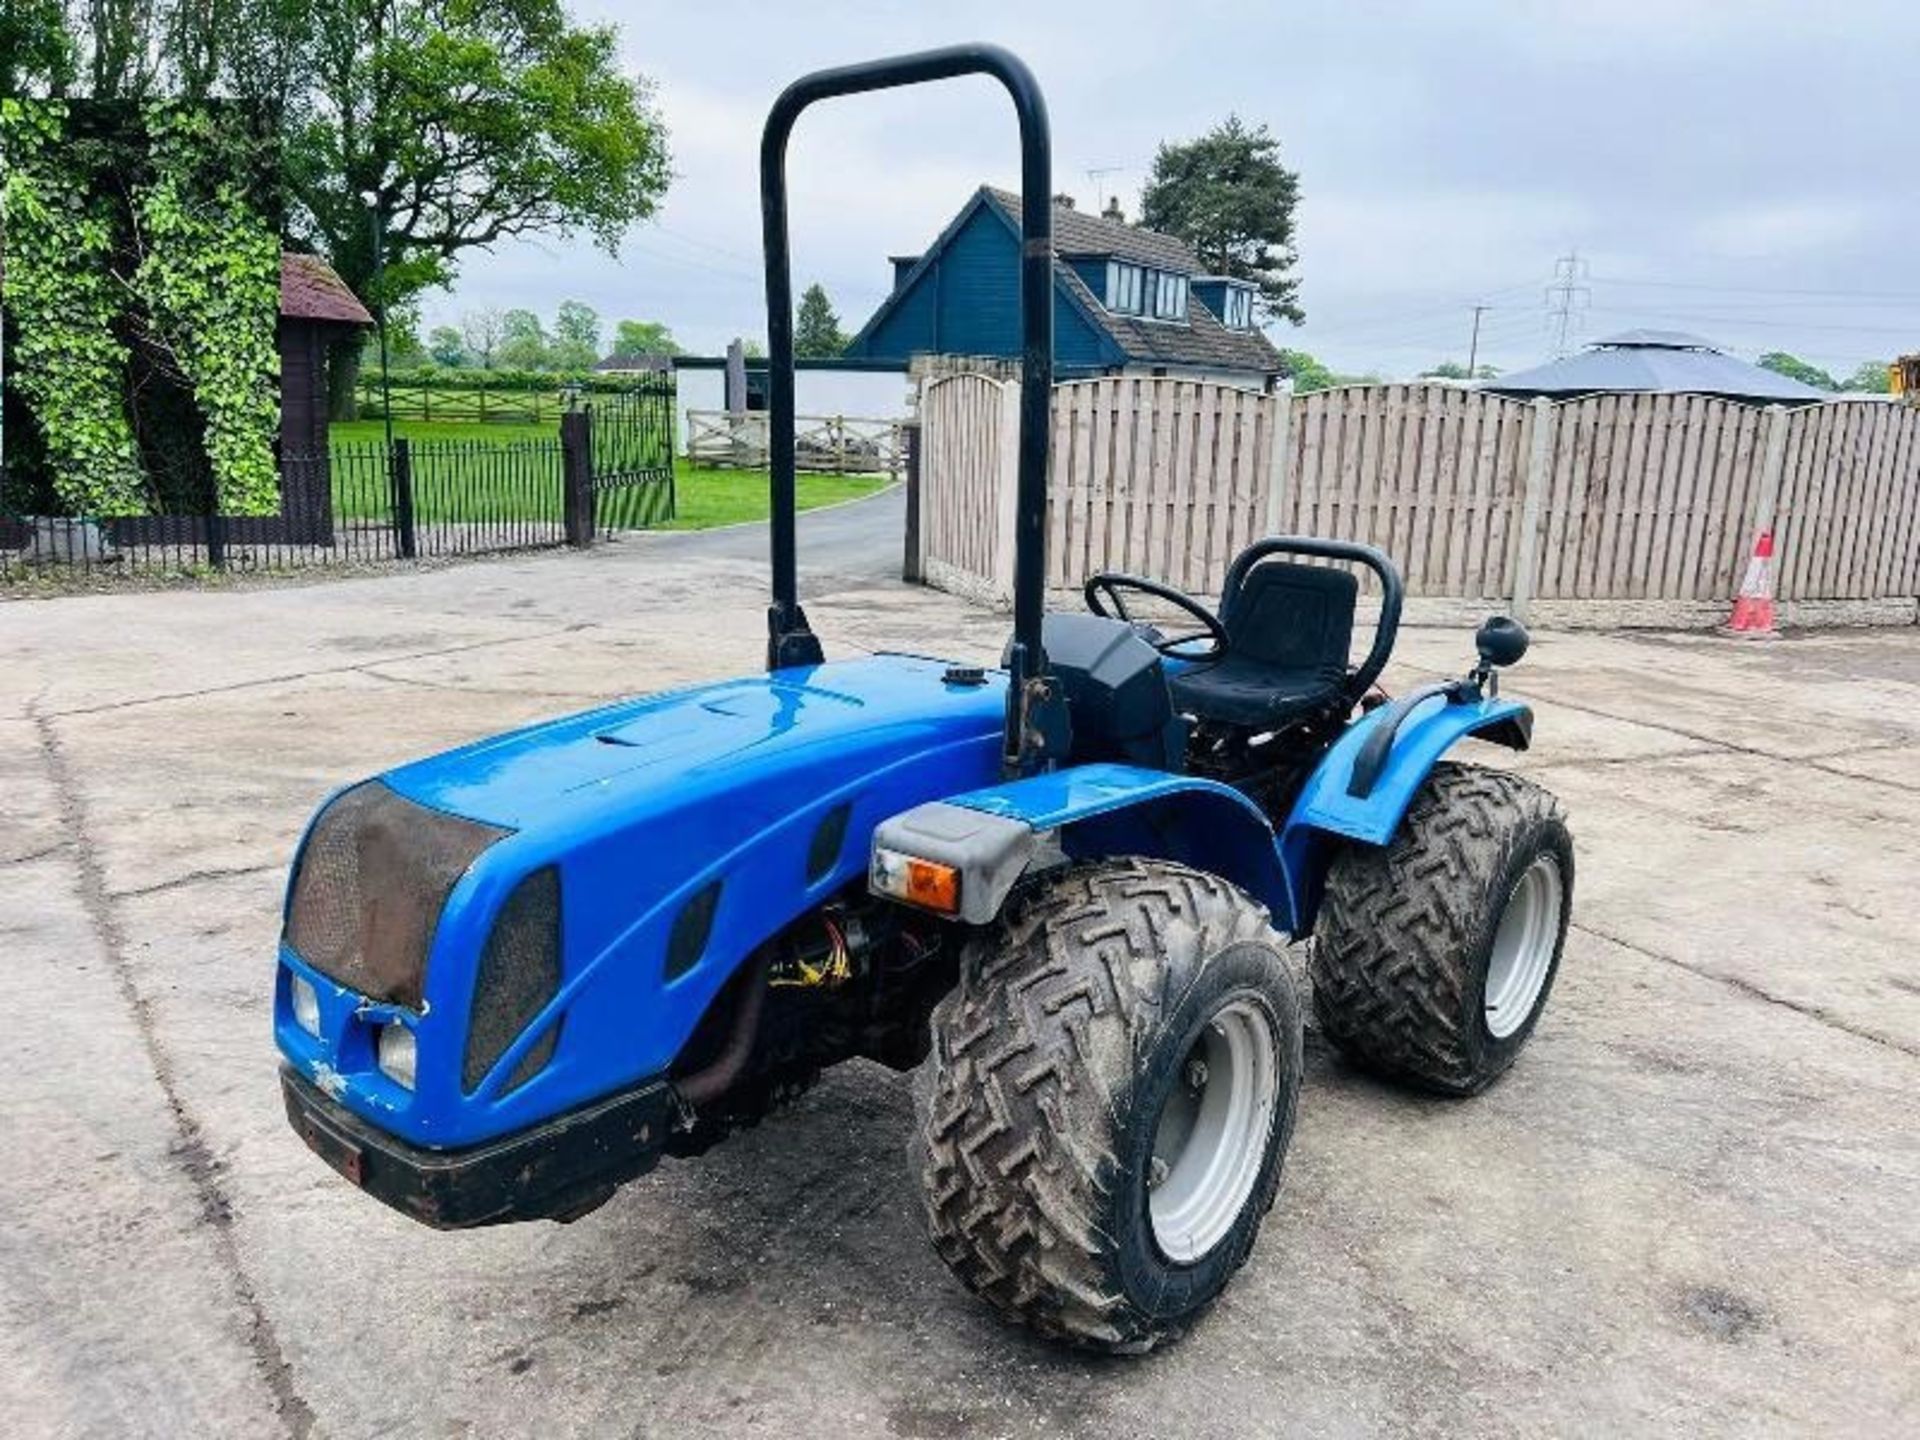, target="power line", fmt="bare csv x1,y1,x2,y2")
1588,274,1920,303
